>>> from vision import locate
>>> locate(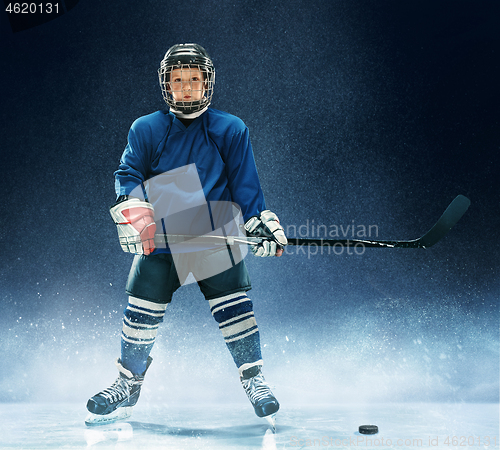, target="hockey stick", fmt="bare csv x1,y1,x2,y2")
154,195,470,249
